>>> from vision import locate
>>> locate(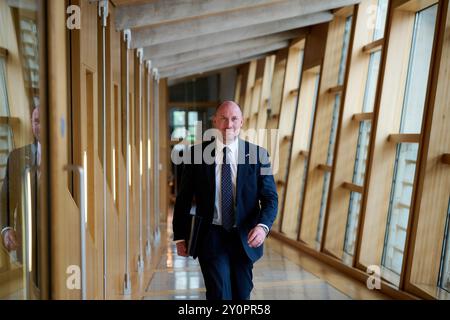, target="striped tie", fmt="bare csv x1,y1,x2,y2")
221,147,234,231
